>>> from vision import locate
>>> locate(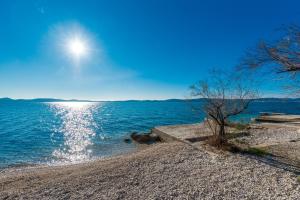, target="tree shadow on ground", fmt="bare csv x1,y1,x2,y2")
243,153,300,175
